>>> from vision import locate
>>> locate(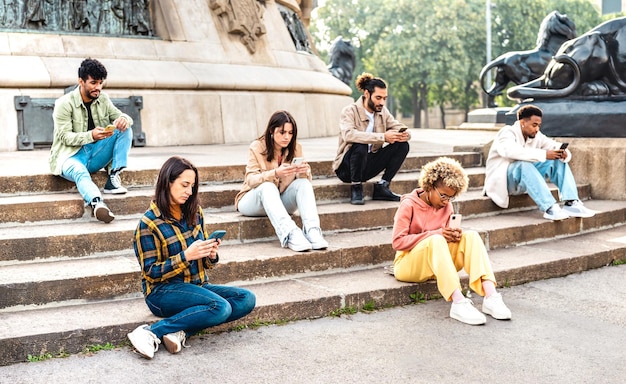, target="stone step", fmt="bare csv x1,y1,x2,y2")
1,199,622,309
1,224,625,366
0,187,594,263
0,167,486,224
0,152,482,195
